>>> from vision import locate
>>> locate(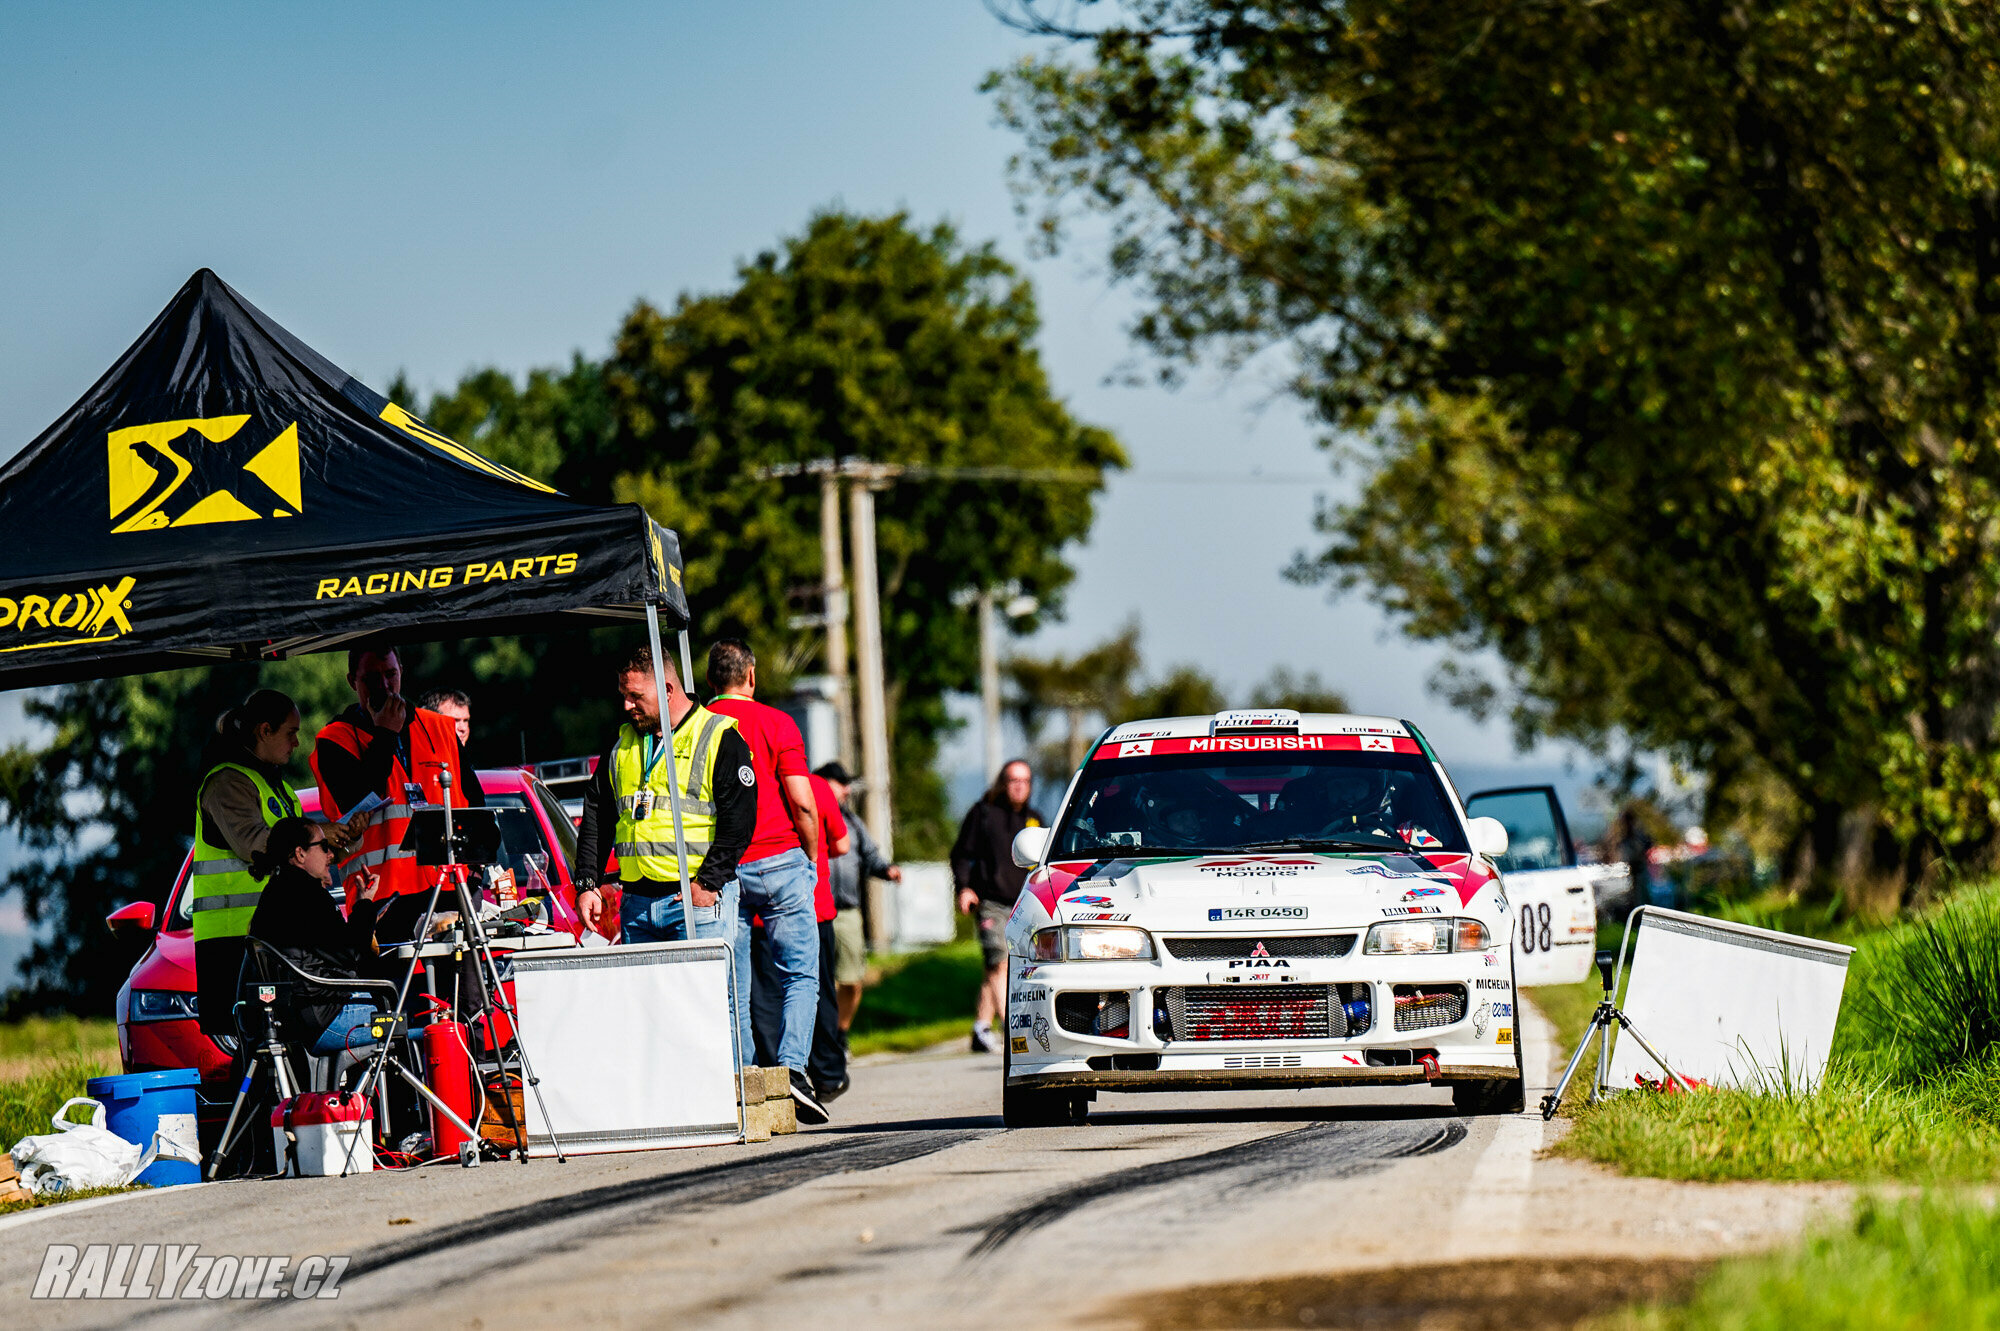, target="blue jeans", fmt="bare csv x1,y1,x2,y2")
619,878,740,945
309,1000,381,1057
734,848,819,1072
